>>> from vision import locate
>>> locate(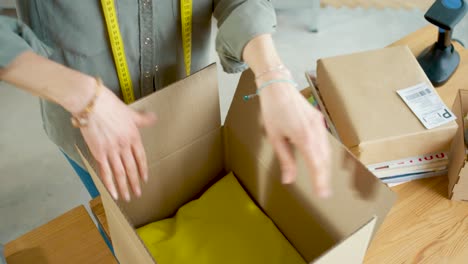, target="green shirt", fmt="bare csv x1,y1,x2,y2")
0,0,276,166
